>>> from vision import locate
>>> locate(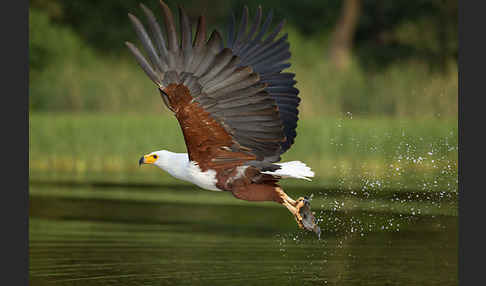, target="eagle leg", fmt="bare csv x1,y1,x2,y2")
230,184,320,238
276,187,321,238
